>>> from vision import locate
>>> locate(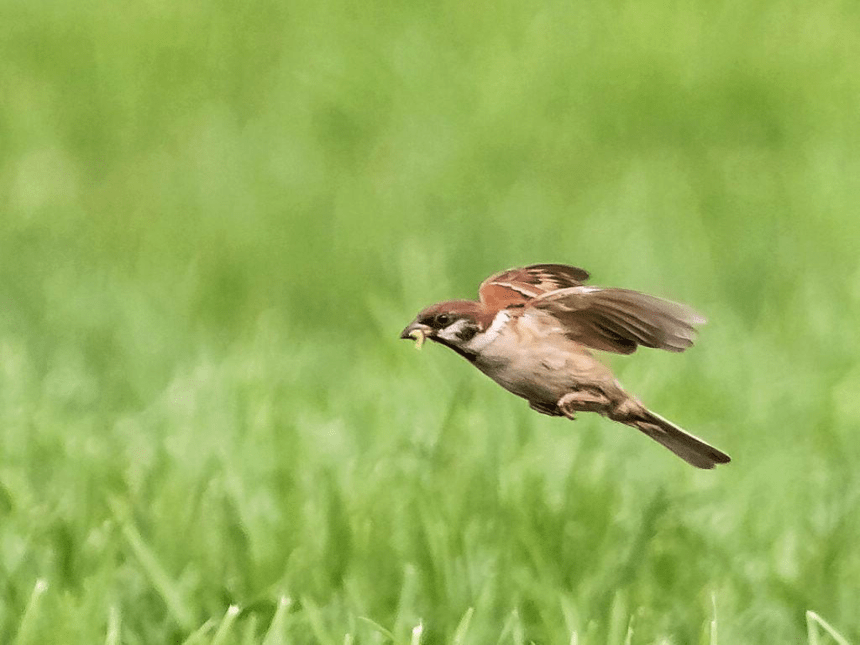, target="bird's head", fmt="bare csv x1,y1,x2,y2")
400,300,491,360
